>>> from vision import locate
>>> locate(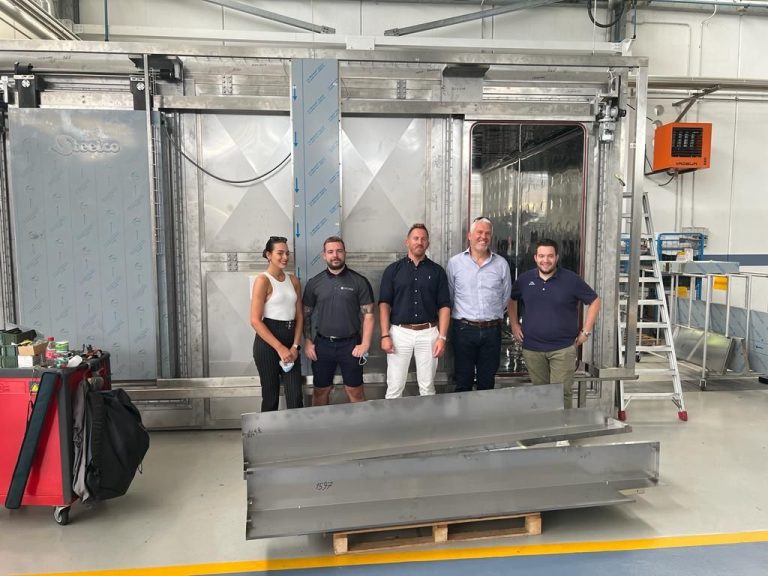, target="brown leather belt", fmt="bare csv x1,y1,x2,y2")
396,322,436,331
457,318,502,328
